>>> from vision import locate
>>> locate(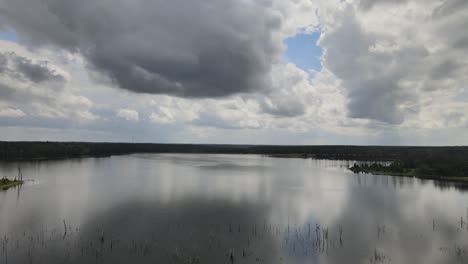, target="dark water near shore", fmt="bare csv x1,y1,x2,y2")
1,154,468,263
